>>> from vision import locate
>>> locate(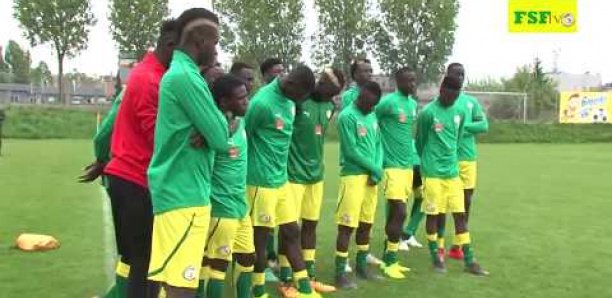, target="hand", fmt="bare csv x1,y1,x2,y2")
190,131,207,149
78,161,105,183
